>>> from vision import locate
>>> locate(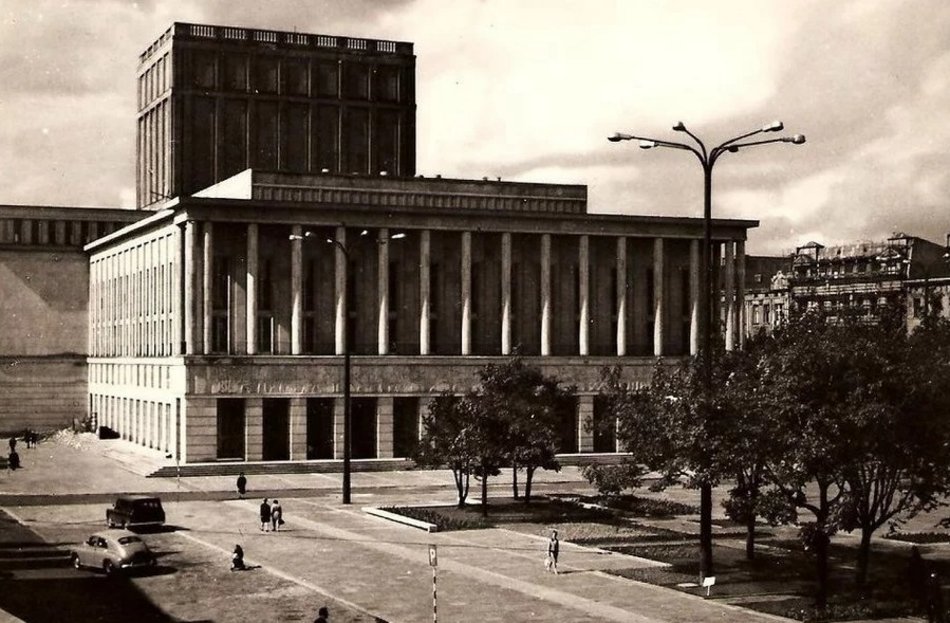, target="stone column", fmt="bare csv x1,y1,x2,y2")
724,241,736,351
578,395,594,453
246,223,259,355
183,222,198,355
461,231,472,355
202,222,213,354
290,225,303,354
540,234,552,356
245,397,263,461
689,239,700,356
616,236,627,356
501,232,512,355
289,397,307,460
376,396,394,459
419,230,431,355
579,235,590,355
378,228,390,355
736,240,746,348
653,237,665,357
334,226,347,355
